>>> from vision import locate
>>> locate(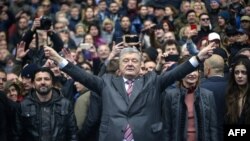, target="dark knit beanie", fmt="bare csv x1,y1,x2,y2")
218,11,230,22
